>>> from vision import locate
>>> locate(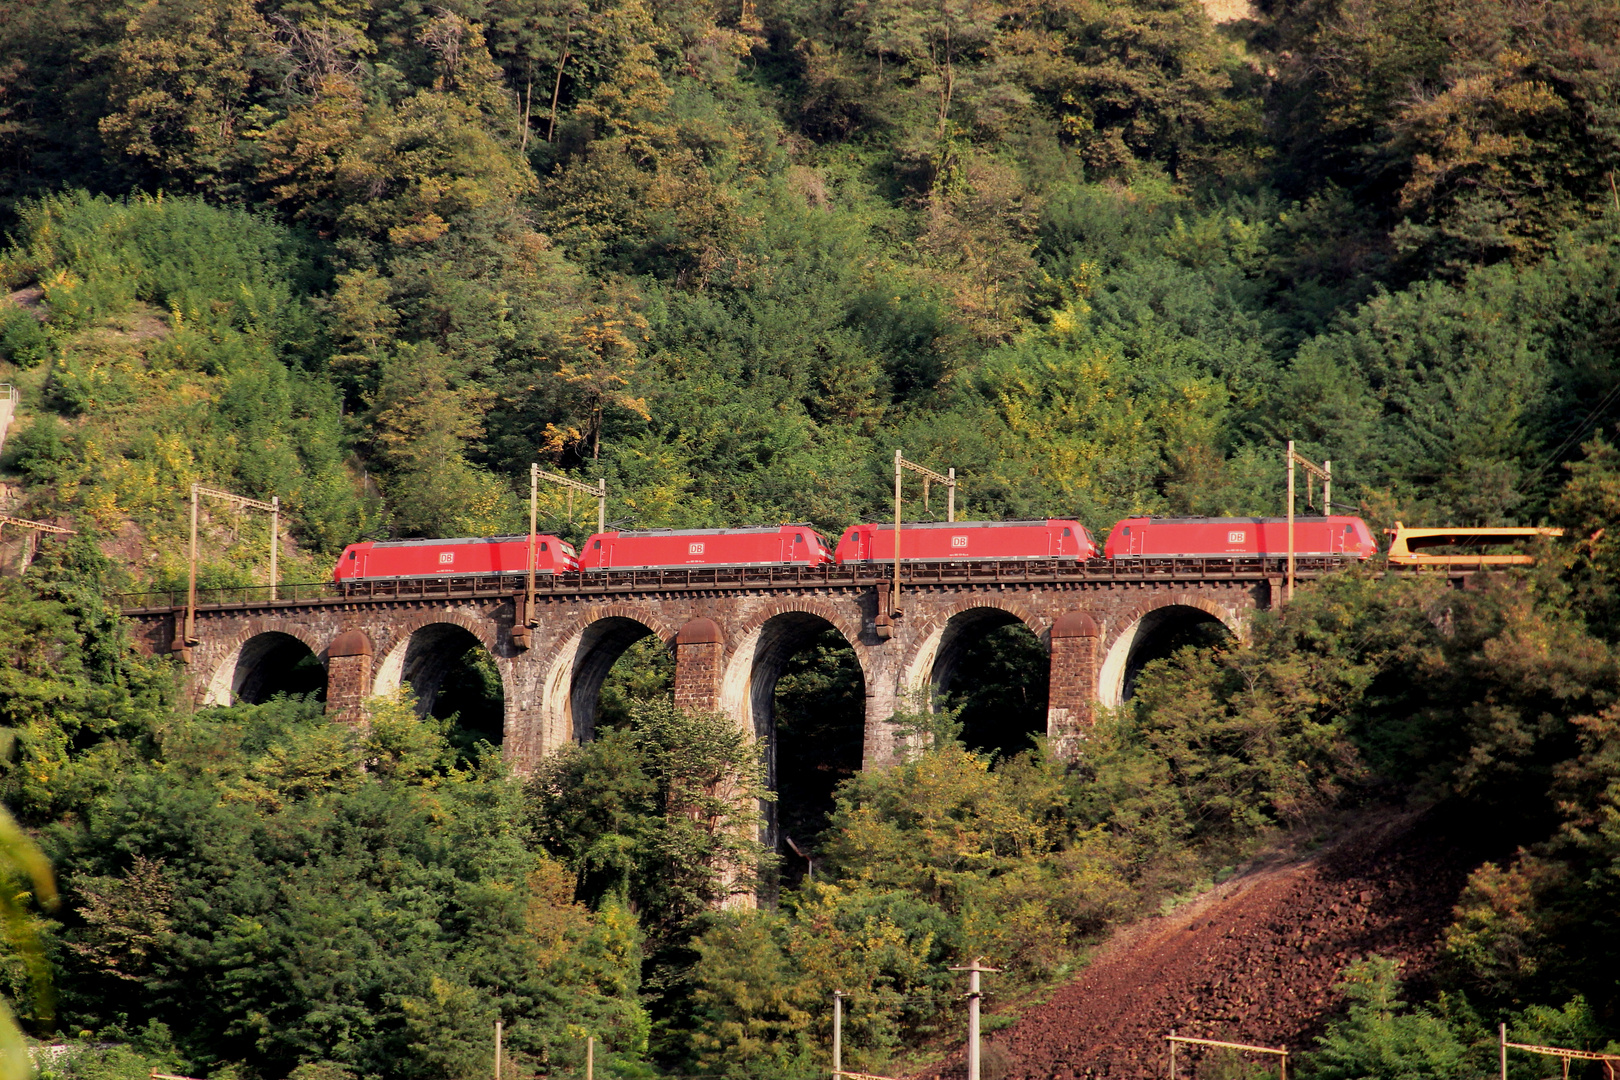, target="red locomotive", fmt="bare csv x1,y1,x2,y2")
578,525,834,571
833,519,1097,563
333,534,578,582
1103,516,1378,559
330,514,1388,583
